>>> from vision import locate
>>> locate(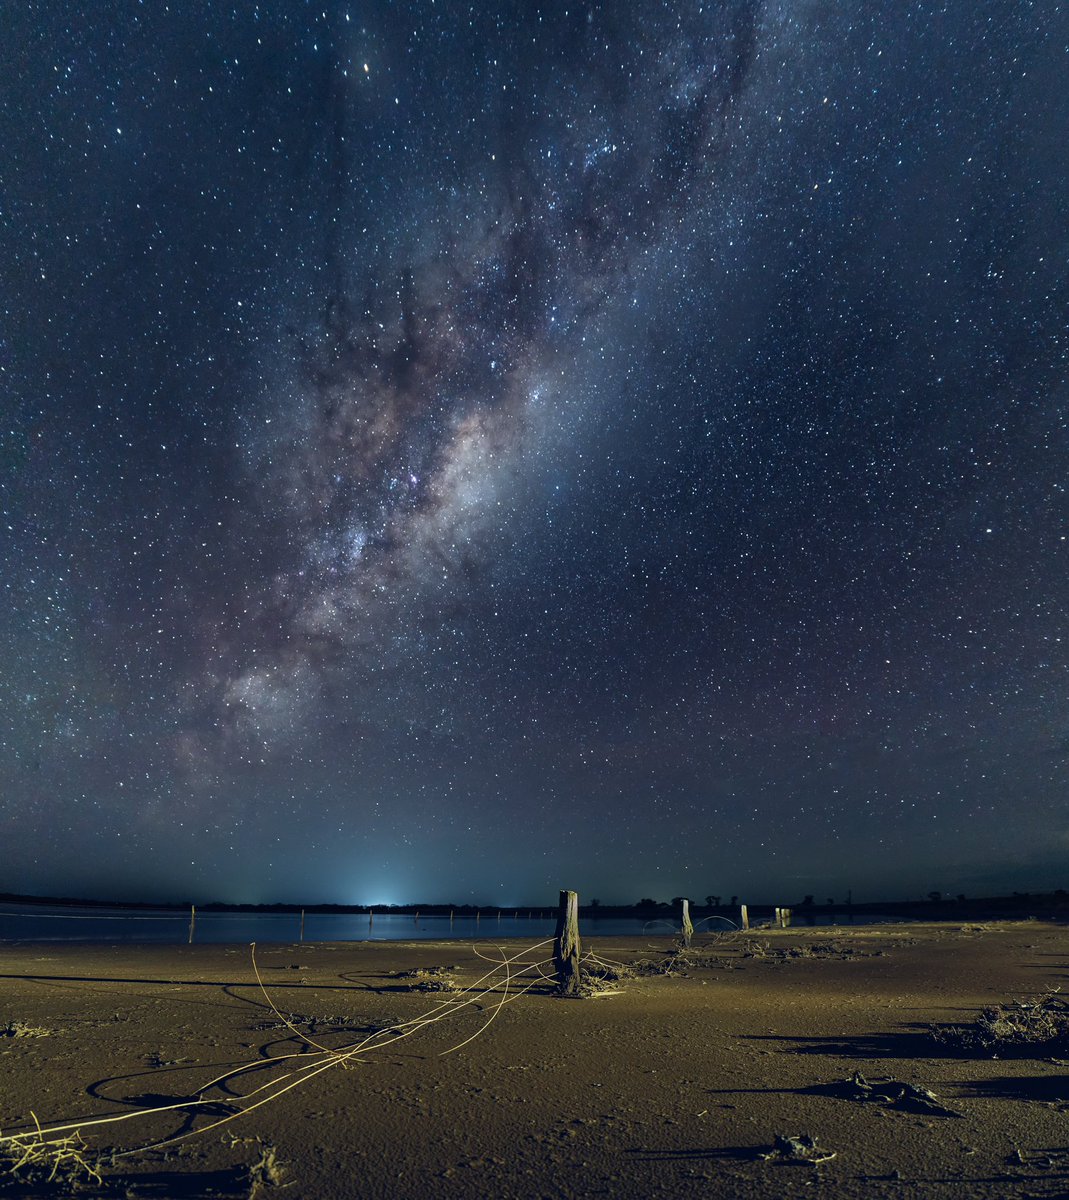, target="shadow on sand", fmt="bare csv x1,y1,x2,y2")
957,1075,1069,1104
0,1162,252,1198
740,1026,949,1059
